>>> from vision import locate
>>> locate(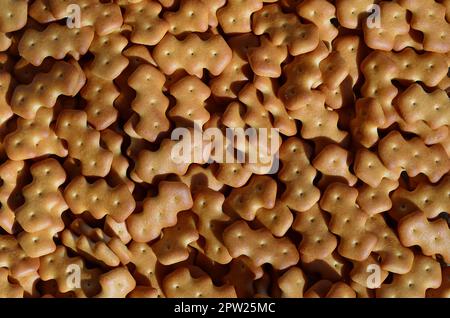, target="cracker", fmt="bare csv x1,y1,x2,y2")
320,183,378,261
55,110,113,177
127,181,193,242
64,175,135,223
163,267,237,297
153,33,232,77
223,220,299,270
16,159,67,258
4,108,67,160
18,24,94,66
48,0,123,36
11,61,85,119
377,255,442,298
0,0,28,33
124,0,169,45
